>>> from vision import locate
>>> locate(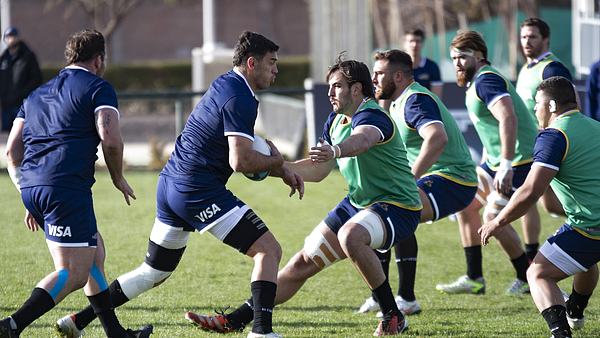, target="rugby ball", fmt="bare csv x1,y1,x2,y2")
243,134,271,181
